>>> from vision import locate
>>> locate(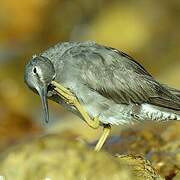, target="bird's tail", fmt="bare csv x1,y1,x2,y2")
164,85,180,115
